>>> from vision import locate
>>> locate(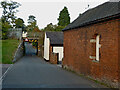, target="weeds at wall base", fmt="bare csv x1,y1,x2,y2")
62,65,119,89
